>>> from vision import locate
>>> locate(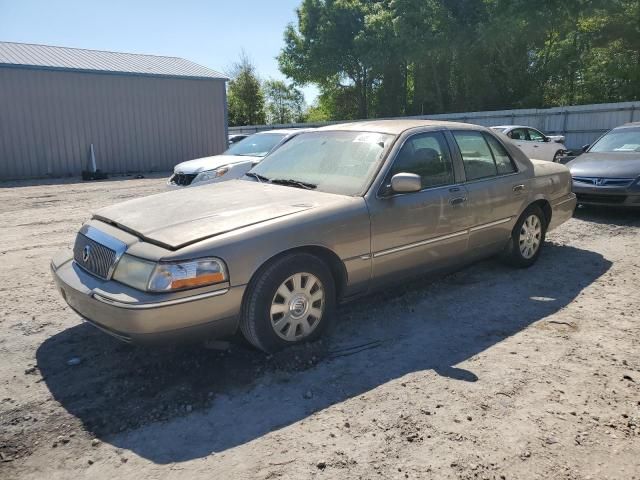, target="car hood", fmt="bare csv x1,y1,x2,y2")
567,152,640,178
173,155,261,174
93,180,347,250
